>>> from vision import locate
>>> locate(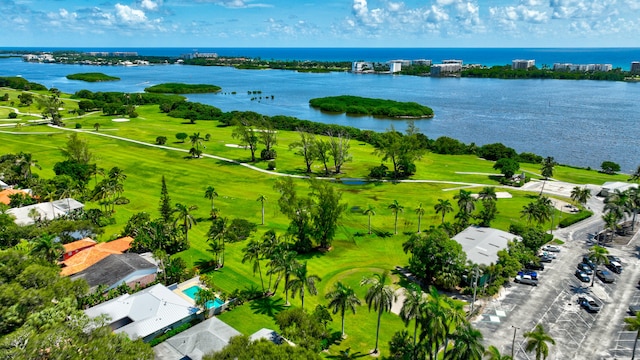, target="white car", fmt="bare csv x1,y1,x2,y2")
542,245,561,253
